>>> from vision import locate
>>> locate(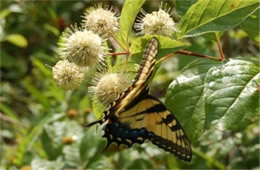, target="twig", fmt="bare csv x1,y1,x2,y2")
216,37,225,61
175,50,221,61
156,53,175,64
158,37,226,62
107,52,128,56
110,35,130,72
111,34,127,51
122,53,130,73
